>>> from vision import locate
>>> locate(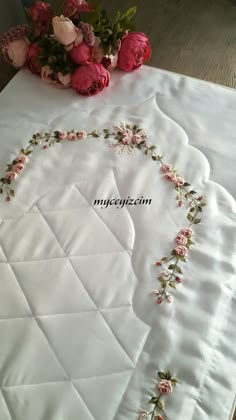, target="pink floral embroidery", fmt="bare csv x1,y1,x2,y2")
175,176,185,187
76,130,87,140
176,234,188,245
16,155,28,164
161,163,172,173
67,132,77,141
59,131,68,140
175,245,188,257
5,171,18,181
181,227,193,238
140,370,180,419
13,163,24,174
